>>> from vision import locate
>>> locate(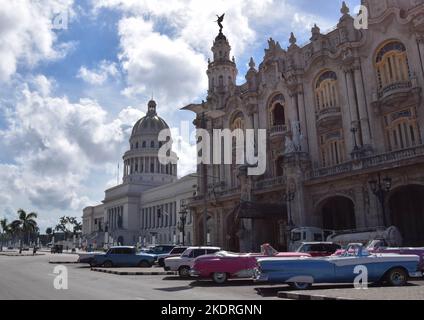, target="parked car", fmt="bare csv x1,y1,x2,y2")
158,246,189,267
296,242,341,257
164,247,221,277
254,243,422,290
90,246,156,268
191,244,311,284
144,245,176,261
51,245,63,254
334,239,424,271
77,251,107,264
